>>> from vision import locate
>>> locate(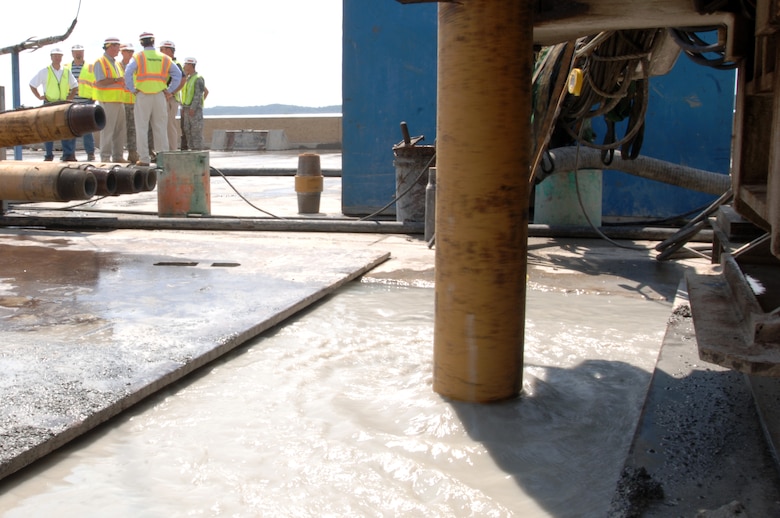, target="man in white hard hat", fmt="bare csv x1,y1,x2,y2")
180,57,206,150
29,47,78,161
66,44,97,161
93,37,127,162
159,40,183,150
123,32,182,166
